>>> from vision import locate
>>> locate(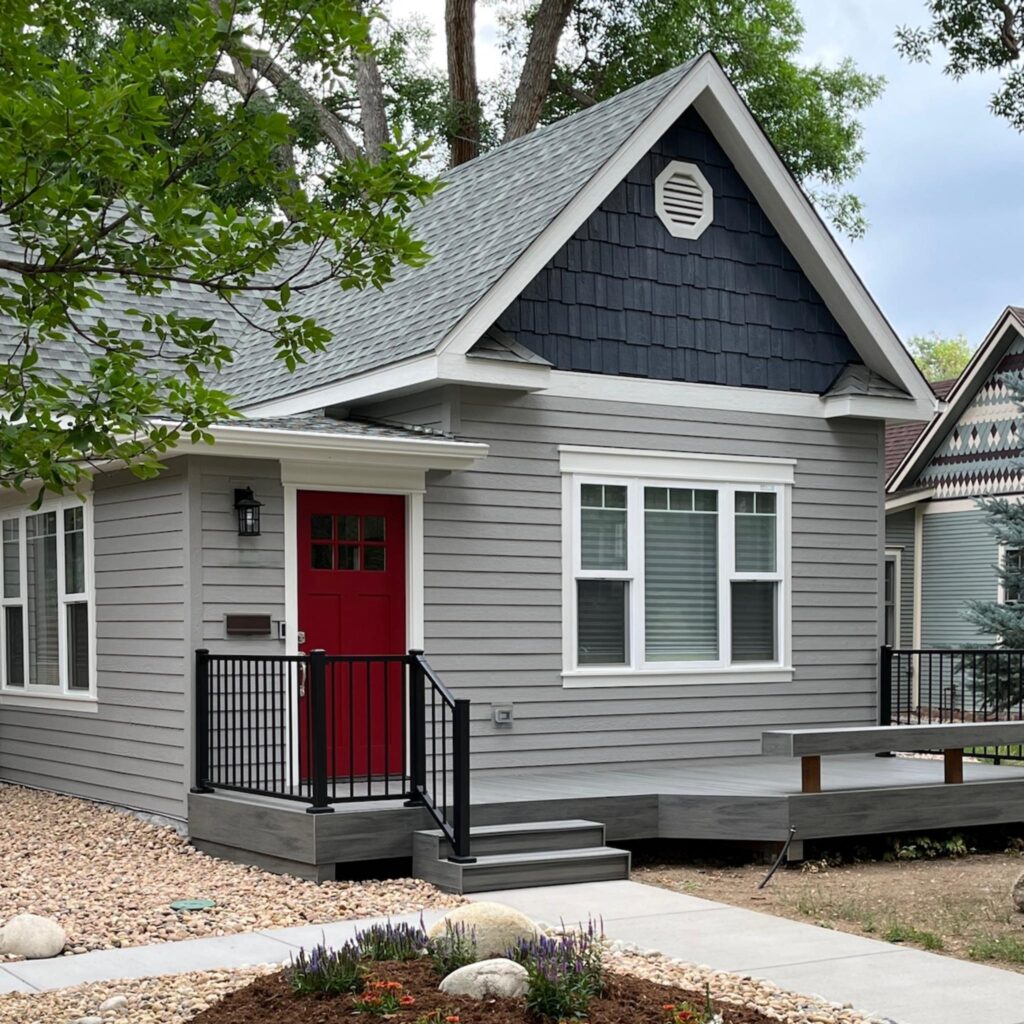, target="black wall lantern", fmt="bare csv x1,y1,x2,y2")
233,487,264,537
